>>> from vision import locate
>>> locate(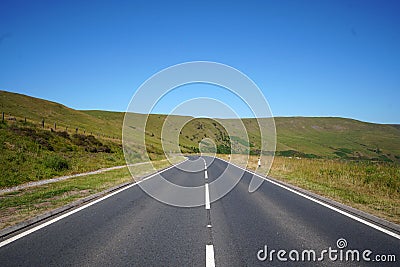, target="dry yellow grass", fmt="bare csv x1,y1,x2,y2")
218,154,400,224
